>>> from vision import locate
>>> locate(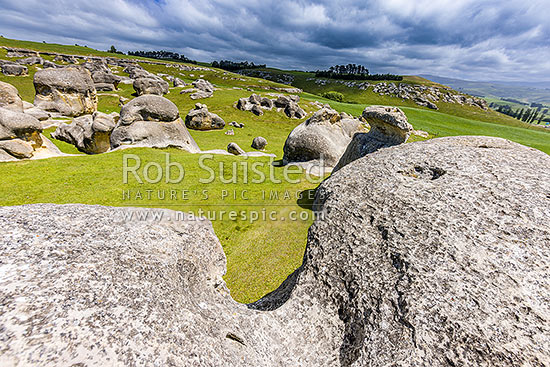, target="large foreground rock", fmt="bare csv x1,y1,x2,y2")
51,112,119,154
282,107,365,167
111,95,199,152
1,137,549,366
305,136,550,365
0,81,24,111
185,103,225,130
33,67,97,117
334,105,413,171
